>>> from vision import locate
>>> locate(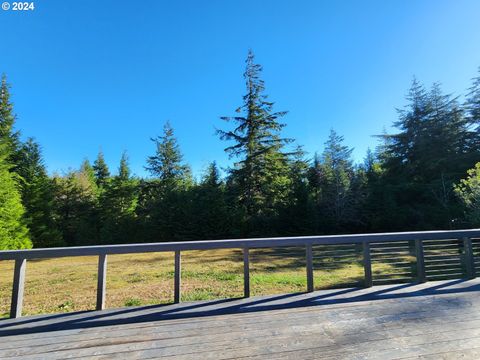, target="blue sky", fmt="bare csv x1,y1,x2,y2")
1,0,480,178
